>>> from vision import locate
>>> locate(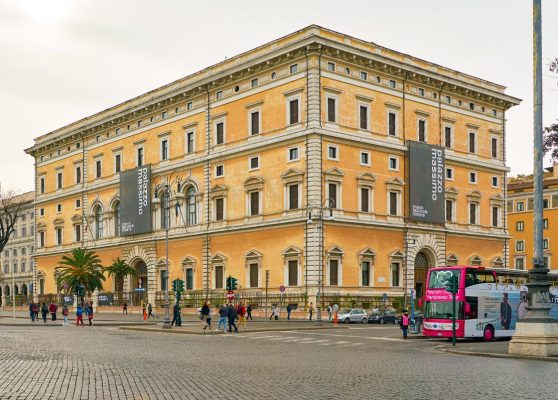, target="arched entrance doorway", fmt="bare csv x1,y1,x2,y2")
414,250,435,300
131,261,148,306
